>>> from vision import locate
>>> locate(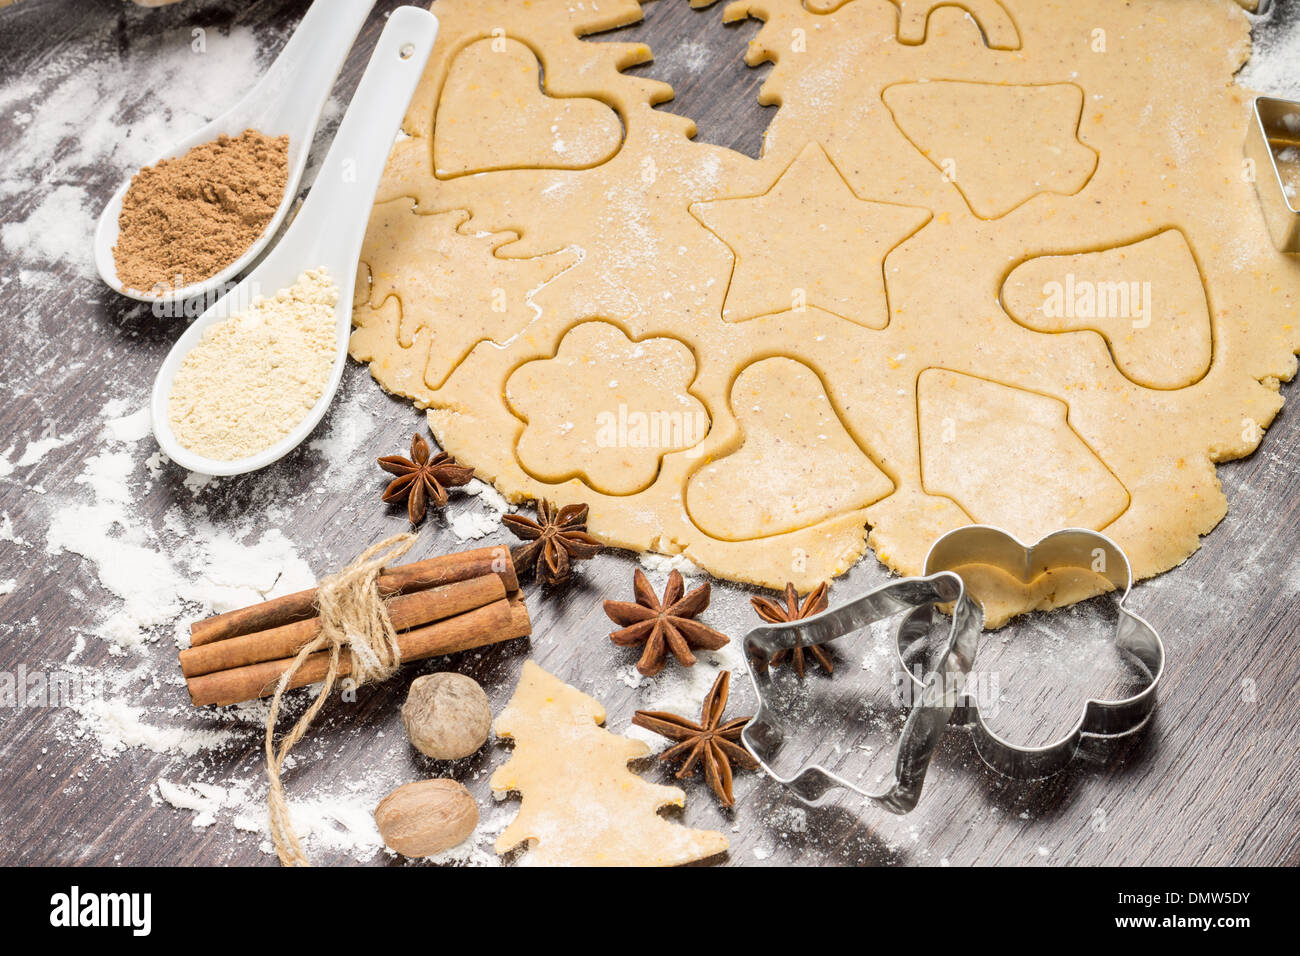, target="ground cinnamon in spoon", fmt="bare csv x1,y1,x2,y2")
113,129,288,293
